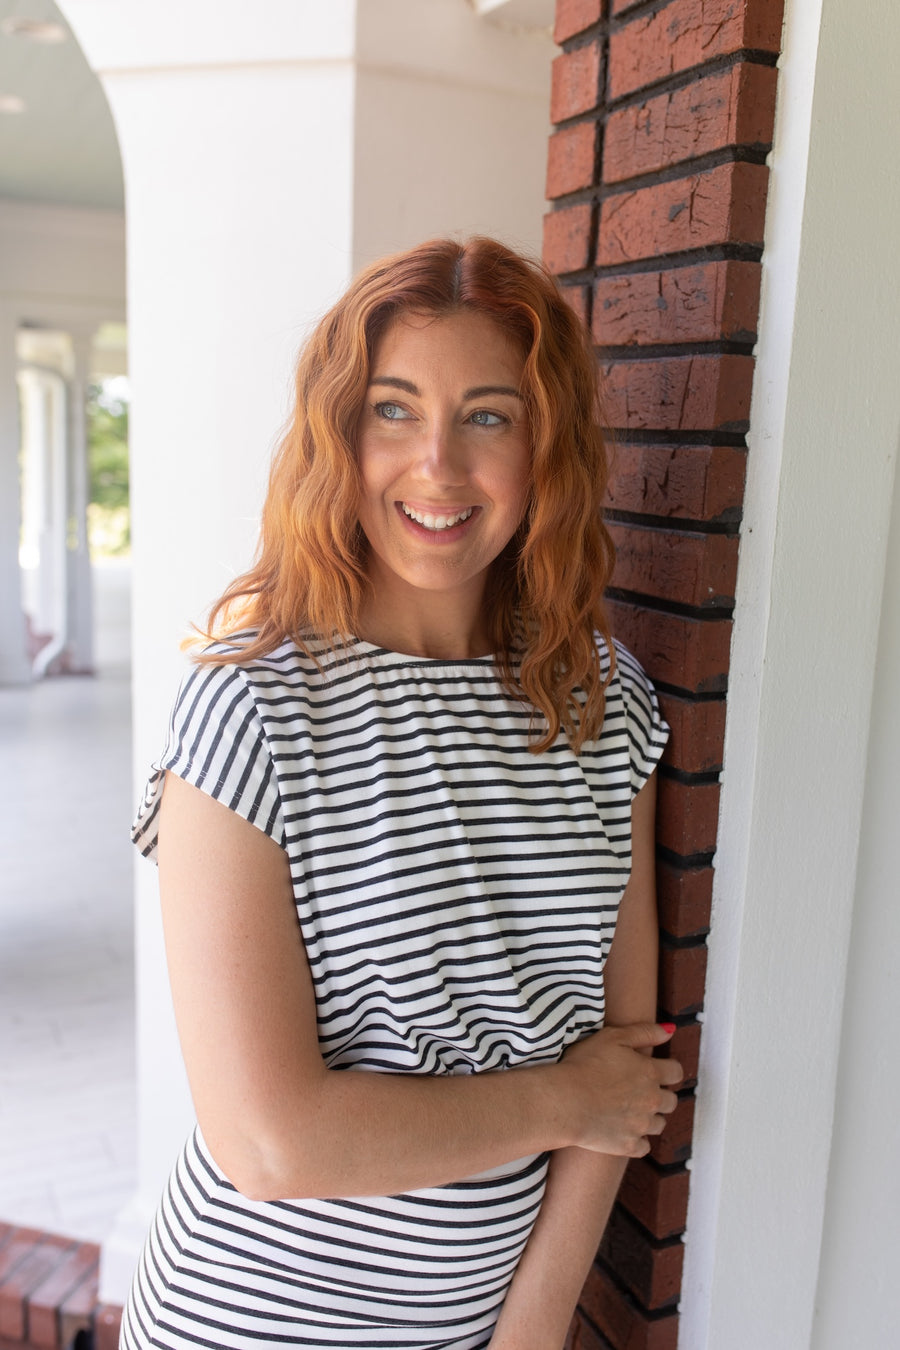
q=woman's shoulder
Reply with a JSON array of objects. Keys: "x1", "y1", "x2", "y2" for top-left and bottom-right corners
[
  {"x1": 585, "y1": 634, "x2": 656, "y2": 703},
  {"x1": 187, "y1": 630, "x2": 346, "y2": 686},
  {"x1": 600, "y1": 637, "x2": 668, "y2": 789},
  {"x1": 608, "y1": 638, "x2": 656, "y2": 700}
]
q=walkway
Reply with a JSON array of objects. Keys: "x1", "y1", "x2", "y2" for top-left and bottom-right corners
[{"x1": 0, "y1": 560, "x2": 136, "y2": 1244}]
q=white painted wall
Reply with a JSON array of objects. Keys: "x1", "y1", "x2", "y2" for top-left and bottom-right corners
[
  {"x1": 811, "y1": 425, "x2": 900, "y2": 1348},
  {"x1": 57, "y1": 0, "x2": 553, "y2": 1303},
  {"x1": 680, "y1": 0, "x2": 900, "y2": 1345},
  {"x1": 353, "y1": 0, "x2": 552, "y2": 266}
]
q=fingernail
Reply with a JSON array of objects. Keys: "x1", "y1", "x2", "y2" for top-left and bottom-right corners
[{"x1": 659, "y1": 1022, "x2": 676, "y2": 1034}]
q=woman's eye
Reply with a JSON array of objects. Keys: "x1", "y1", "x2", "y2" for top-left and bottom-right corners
[
  {"x1": 469, "y1": 409, "x2": 506, "y2": 427},
  {"x1": 374, "y1": 401, "x2": 410, "y2": 421}
]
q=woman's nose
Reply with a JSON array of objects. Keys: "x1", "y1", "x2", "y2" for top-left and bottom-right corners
[{"x1": 417, "y1": 421, "x2": 468, "y2": 483}]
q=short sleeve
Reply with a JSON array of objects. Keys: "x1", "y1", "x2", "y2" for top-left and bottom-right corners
[
  {"x1": 131, "y1": 661, "x2": 286, "y2": 861},
  {"x1": 612, "y1": 641, "x2": 669, "y2": 797}
]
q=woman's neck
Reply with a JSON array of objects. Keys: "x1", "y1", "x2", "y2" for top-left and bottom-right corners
[{"x1": 355, "y1": 580, "x2": 494, "y2": 661}]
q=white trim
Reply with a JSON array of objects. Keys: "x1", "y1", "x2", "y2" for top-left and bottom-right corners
[
  {"x1": 680, "y1": 0, "x2": 900, "y2": 1344},
  {"x1": 469, "y1": 0, "x2": 555, "y2": 31}
]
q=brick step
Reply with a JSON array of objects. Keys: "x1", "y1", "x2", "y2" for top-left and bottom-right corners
[{"x1": 0, "y1": 1225, "x2": 121, "y2": 1350}]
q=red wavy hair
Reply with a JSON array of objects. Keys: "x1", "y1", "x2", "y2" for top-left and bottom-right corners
[{"x1": 197, "y1": 236, "x2": 616, "y2": 752}]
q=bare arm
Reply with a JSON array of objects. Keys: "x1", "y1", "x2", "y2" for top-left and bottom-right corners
[
  {"x1": 158, "y1": 770, "x2": 680, "y2": 1201},
  {"x1": 488, "y1": 771, "x2": 674, "y2": 1349}
]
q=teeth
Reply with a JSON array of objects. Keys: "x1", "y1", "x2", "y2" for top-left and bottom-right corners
[{"x1": 402, "y1": 504, "x2": 474, "y2": 531}]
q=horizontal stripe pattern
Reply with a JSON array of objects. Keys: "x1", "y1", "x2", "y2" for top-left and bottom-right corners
[{"x1": 125, "y1": 635, "x2": 667, "y2": 1348}]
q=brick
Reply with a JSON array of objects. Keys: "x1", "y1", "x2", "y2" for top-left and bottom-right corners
[
  {"x1": 657, "y1": 861, "x2": 713, "y2": 938},
  {"x1": 581, "y1": 1262, "x2": 679, "y2": 1349},
  {"x1": 611, "y1": 0, "x2": 646, "y2": 13},
  {"x1": 619, "y1": 1158, "x2": 690, "y2": 1239},
  {"x1": 609, "y1": 522, "x2": 738, "y2": 608},
  {"x1": 563, "y1": 282, "x2": 591, "y2": 329},
  {"x1": 551, "y1": 42, "x2": 603, "y2": 122},
  {"x1": 658, "y1": 693, "x2": 726, "y2": 774},
  {"x1": 608, "y1": 598, "x2": 731, "y2": 693},
  {"x1": 657, "y1": 777, "x2": 721, "y2": 854},
  {"x1": 597, "y1": 162, "x2": 769, "y2": 265},
  {"x1": 59, "y1": 1270, "x2": 101, "y2": 1349},
  {"x1": 657, "y1": 1020, "x2": 700, "y2": 1088},
  {"x1": 27, "y1": 1241, "x2": 99, "y2": 1348},
  {"x1": 600, "y1": 353, "x2": 754, "y2": 432},
  {"x1": 594, "y1": 260, "x2": 761, "y2": 346},
  {"x1": 568, "y1": 1312, "x2": 611, "y2": 1350},
  {"x1": 604, "y1": 64, "x2": 778, "y2": 183},
  {"x1": 650, "y1": 1093, "x2": 695, "y2": 1167},
  {"x1": 659, "y1": 942, "x2": 708, "y2": 1017},
  {"x1": 601, "y1": 1207, "x2": 685, "y2": 1310},
  {"x1": 0, "y1": 1227, "x2": 43, "y2": 1282},
  {"x1": 547, "y1": 121, "x2": 597, "y2": 198},
  {"x1": 555, "y1": 0, "x2": 604, "y2": 44},
  {"x1": 94, "y1": 1303, "x2": 124, "y2": 1350},
  {"x1": 605, "y1": 443, "x2": 746, "y2": 522},
  {"x1": 544, "y1": 202, "x2": 594, "y2": 274},
  {"x1": 0, "y1": 1233, "x2": 73, "y2": 1341},
  {"x1": 609, "y1": 0, "x2": 785, "y2": 101}
]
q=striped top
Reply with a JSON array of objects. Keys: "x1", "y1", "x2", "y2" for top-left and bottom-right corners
[{"x1": 123, "y1": 635, "x2": 667, "y2": 1350}]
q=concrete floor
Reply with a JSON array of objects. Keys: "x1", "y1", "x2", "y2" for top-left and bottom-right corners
[{"x1": 0, "y1": 560, "x2": 136, "y2": 1243}]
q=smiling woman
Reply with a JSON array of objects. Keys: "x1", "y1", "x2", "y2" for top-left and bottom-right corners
[{"x1": 123, "y1": 237, "x2": 680, "y2": 1350}]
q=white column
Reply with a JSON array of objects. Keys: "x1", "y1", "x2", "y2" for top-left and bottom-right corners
[
  {"x1": 0, "y1": 308, "x2": 31, "y2": 684},
  {"x1": 679, "y1": 0, "x2": 900, "y2": 1345},
  {"x1": 55, "y1": 8, "x2": 360, "y2": 1293},
  {"x1": 30, "y1": 370, "x2": 70, "y2": 678},
  {"x1": 65, "y1": 330, "x2": 95, "y2": 673},
  {"x1": 17, "y1": 368, "x2": 48, "y2": 632}
]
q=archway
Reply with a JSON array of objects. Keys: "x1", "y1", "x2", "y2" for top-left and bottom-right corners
[{"x1": 0, "y1": 0, "x2": 135, "y2": 1260}]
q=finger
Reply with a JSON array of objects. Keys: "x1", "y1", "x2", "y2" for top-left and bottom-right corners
[
  {"x1": 646, "y1": 1114, "x2": 668, "y2": 1137},
  {"x1": 656, "y1": 1058, "x2": 684, "y2": 1087},
  {"x1": 656, "y1": 1089, "x2": 679, "y2": 1116},
  {"x1": 613, "y1": 1021, "x2": 677, "y2": 1051}
]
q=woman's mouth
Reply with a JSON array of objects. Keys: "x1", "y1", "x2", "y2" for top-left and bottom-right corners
[{"x1": 400, "y1": 503, "x2": 475, "y2": 532}]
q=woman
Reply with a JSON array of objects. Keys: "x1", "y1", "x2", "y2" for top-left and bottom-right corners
[{"x1": 124, "y1": 237, "x2": 682, "y2": 1350}]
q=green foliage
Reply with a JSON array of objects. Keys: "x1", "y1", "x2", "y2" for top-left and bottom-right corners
[
  {"x1": 87, "y1": 380, "x2": 129, "y2": 509},
  {"x1": 87, "y1": 379, "x2": 130, "y2": 556}
]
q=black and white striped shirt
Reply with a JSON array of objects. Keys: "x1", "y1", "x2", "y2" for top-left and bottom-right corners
[{"x1": 123, "y1": 636, "x2": 667, "y2": 1350}]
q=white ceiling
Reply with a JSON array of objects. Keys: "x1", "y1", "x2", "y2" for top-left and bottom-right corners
[{"x1": 0, "y1": 0, "x2": 123, "y2": 210}]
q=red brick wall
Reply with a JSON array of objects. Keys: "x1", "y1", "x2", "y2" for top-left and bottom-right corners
[{"x1": 544, "y1": 3, "x2": 784, "y2": 1346}]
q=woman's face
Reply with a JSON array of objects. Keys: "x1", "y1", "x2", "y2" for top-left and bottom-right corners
[{"x1": 355, "y1": 309, "x2": 531, "y2": 624}]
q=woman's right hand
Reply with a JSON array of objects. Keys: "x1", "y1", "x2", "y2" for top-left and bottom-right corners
[{"x1": 557, "y1": 1023, "x2": 683, "y2": 1157}]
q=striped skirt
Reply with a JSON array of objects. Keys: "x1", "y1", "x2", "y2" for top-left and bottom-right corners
[{"x1": 120, "y1": 1129, "x2": 549, "y2": 1349}]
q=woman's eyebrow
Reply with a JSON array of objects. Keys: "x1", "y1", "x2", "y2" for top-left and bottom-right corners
[
  {"x1": 370, "y1": 376, "x2": 419, "y2": 394},
  {"x1": 369, "y1": 376, "x2": 523, "y2": 401},
  {"x1": 465, "y1": 385, "x2": 524, "y2": 401}
]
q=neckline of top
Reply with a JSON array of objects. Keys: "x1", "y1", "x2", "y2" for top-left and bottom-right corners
[{"x1": 347, "y1": 636, "x2": 502, "y2": 668}]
